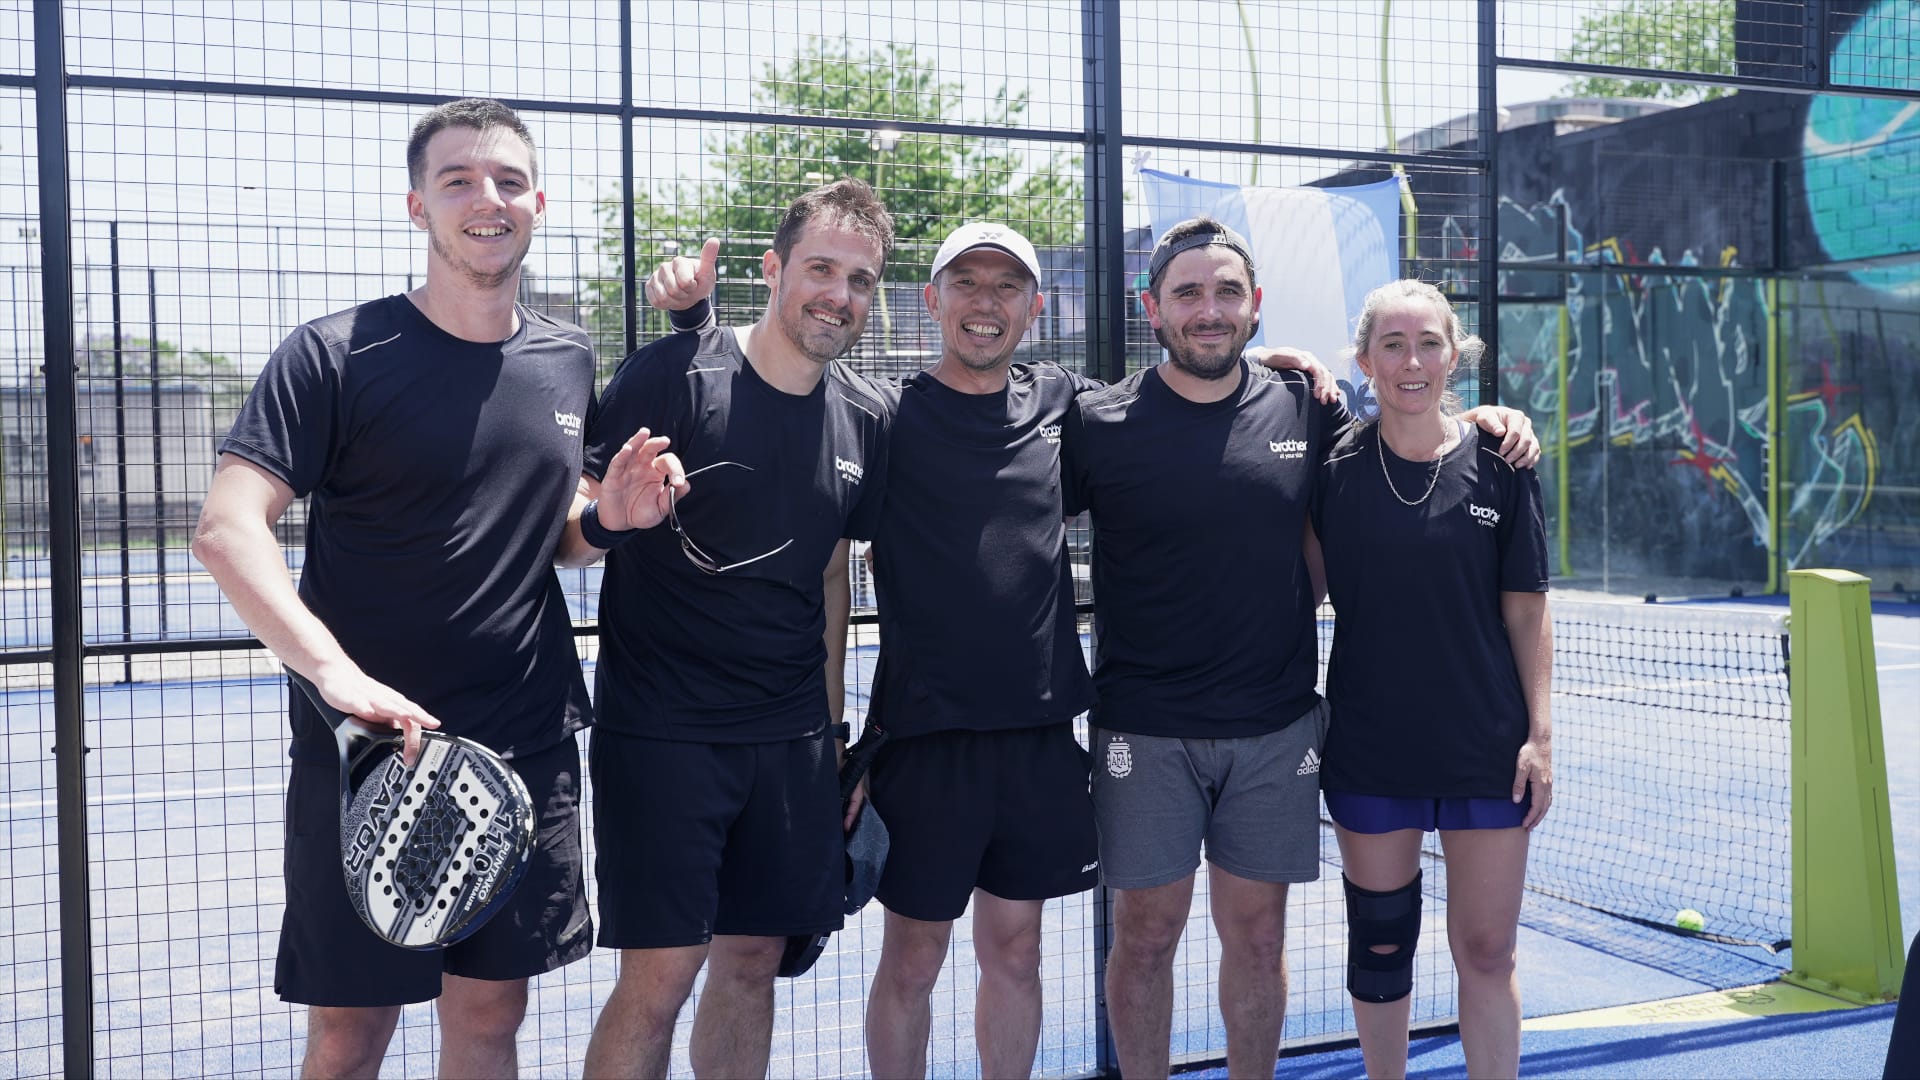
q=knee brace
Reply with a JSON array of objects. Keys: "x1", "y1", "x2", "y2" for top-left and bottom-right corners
[{"x1": 1344, "y1": 870, "x2": 1422, "y2": 1004}]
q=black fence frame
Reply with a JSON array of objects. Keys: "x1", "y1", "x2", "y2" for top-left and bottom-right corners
[{"x1": 4, "y1": 1, "x2": 1898, "y2": 1074}]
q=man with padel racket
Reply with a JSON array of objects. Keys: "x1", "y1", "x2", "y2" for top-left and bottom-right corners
[
  {"x1": 193, "y1": 99, "x2": 683, "y2": 1078},
  {"x1": 563, "y1": 179, "x2": 893, "y2": 1080}
]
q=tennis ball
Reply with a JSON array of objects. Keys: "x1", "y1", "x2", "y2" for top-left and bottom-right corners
[{"x1": 1675, "y1": 908, "x2": 1706, "y2": 932}]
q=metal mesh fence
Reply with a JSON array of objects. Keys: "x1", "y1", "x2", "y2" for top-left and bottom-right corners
[{"x1": 2, "y1": 0, "x2": 1916, "y2": 1077}]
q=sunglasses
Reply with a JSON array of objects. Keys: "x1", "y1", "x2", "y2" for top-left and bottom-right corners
[{"x1": 667, "y1": 461, "x2": 795, "y2": 574}]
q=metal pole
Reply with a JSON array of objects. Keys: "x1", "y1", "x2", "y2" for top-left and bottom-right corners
[
  {"x1": 619, "y1": 1, "x2": 639, "y2": 359},
  {"x1": 110, "y1": 222, "x2": 133, "y2": 681},
  {"x1": 1084, "y1": 0, "x2": 1127, "y2": 386},
  {"x1": 1477, "y1": 0, "x2": 1500, "y2": 406},
  {"x1": 148, "y1": 269, "x2": 167, "y2": 631},
  {"x1": 1081, "y1": 6, "x2": 1123, "y2": 1073},
  {"x1": 33, "y1": 0, "x2": 97, "y2": 1072}
]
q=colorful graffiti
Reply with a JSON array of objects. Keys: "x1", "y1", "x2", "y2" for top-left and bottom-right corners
[{"x1": 1484, "y1": 192, "x2": 1911, "y2": 588}]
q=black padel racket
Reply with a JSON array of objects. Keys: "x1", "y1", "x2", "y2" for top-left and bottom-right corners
[{"x1": 285, "y1": 668, "x2": 537, "y2": 950}]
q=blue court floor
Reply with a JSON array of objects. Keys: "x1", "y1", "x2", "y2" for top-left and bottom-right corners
[{"x1": 1191, "y1": 595, "x2": 1920, "y2": 1080}]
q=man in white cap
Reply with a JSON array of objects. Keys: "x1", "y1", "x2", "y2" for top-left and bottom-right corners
[{"x1": 856, "y1": 222, "x2": 1101, "y2": 1079}]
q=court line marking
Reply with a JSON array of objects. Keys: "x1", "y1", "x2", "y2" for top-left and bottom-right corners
[
  {"x1": 1523, "y1": 980, "x2": 1859, "y2": 1031},
  {"x1": 6, "y1": 782, "x2": 281, "y2": 815}
]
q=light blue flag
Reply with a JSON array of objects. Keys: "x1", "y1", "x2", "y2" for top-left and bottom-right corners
[{"x1": 1140, "y1": 169, "x2": 1400, "y2": 391}]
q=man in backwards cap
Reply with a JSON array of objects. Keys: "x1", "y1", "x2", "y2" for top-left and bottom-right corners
[{"x1": 1059, "y1": 215, "x2": 1536, "y2": 1080}]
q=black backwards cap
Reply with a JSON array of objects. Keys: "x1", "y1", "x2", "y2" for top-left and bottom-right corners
[{"x1": 1146, "y1": 220, "x2": 1256, "y2": 289}]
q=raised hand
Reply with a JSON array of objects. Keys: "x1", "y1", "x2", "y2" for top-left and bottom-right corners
[
  {"x1": 644, "y1": 237, "x2": 720, "y2": 313},
  {"x1": 598, "y1": 426, "x2": 689, "y2": 532},
  {"x1": 1464, "y1": 406, "x2": 1541, "y2": 467},
  {"x1": 1247, "y1": 345, "x2": 1342, "y2": 404}
]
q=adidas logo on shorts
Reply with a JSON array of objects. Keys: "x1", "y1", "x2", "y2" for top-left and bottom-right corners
[{"x1": 1297, "y1": 748, "x2": 1321, "y2": 776}]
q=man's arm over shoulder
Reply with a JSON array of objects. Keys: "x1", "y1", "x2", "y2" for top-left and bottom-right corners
[
  {"x1": 1460, "y1": 403, "x2": 1540, "y2": 468},
  {"x1": 1058, "y1": 396, "x2": 1094, "y2": 517}
]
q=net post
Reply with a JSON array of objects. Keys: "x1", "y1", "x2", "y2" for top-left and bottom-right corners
[{"x1": 1784, "y1": 568, "x2": 1905, "y2": 1004}]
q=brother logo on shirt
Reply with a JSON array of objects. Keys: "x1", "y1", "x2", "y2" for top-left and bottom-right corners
[
  {"x1": 1269, "y1": 438, "x2": 1308, "y2": 459},
  {"x1": 1470, "y1": 502, "x2": 1501, "y2": 527},
  {"x1": 835, "y1": 455, "x2": 865, "y2": 484},
  {"x1": 1040, "y1": 424, "x2": 1062, "y2": 445},
  {"x1": 553, "y1": 410, "x2": 583, "y2": 437}
]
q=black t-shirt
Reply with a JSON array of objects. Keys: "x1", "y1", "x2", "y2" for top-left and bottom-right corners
[
  {"x1": 584, "y1": 324, "x2": 890, "y2": 743},
  {"x1": 1061, "y1": 361, "x2": 1352, "y2": 738},
  {"x1": 869, "y1": 363, "x2": 1100, "y2": 737},
  {"x1": 222, "y1": 295, "x2": 596, "y2": 760},
  {"x1": 1310, "y1": 423, "x2": 1550, "y2": 797}
]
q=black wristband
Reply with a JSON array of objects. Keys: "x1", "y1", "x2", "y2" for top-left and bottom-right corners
[
  {"x1": 580, "y1": 499, "x2": 637, "y2": 550},
  {"x1": 830, "y1": 722, "x2": 851, "y2": 743},
  {"x1": 667, "y1": 297, "x2": 715, "y2": 332}
]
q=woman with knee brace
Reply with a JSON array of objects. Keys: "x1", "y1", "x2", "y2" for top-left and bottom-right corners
[{"x1": 1305, "y1": 279, "x2": 1554, "y2": 1078}]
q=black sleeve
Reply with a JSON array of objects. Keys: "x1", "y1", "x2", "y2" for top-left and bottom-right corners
[
  {"x1": 1498, "y1": 459, "x2": 1551, "y2": 592},
  {"x1": 219, "y1": 324, "x2": 338, "y2": 497},
  {"x1": 844, "y1": 409, "x2": 890, "y2": 541},
  {"x1": 1310, "y1": 458, "x2": 1329, "y2": 542},
  {"x1": 1059, "y1": 399, "x2": 1092, "y2": 516},
  {"x1": 1313, "y1": 392, "x2": 1359, "y2": 466}
]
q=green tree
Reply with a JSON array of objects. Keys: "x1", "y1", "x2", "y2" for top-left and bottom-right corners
[
  {"x1": 76, "y1": 335, "x2": 244, "y2": 397},
  {"x1": 1559, "y1": 0, "x2": 1737, "y2": 104},
  {"x1": 587, "y1": 39, "x2": 1083, "y2": 362}
]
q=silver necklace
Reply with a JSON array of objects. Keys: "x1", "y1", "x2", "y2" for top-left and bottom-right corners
[{"x1": 1377, "y1": 425, "x2": 1455, "y2": 507}]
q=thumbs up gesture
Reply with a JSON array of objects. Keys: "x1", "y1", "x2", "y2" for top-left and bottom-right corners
[{"x1": 644, "y1": 237, "x2": 719, "y2": 313}]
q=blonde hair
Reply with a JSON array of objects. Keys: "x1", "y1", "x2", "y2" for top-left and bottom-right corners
[{"x1": 1349, "y1": 279, "x2": 1484, "y2": 418}]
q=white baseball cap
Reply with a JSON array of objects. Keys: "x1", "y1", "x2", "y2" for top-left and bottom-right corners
[{"x1": 929, "y1": 221, "x2": 1042, "y2": 282}]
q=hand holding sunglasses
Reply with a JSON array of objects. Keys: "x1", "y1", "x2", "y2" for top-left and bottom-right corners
[{"x1": 592, "y1": 426, "x2": 689, "y2": 533}]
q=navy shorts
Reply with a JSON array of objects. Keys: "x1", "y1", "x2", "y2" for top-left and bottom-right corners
[
  {"x1": 1324, "y1": 789, "x2": 1532, "y2": 834},
  {"x1": 275, "y1": 733, "x2": 593, "y2": 1007},
  {"x1": 867, "y1": 722, "x2": 1098, "y2": 922},
  {"x1": 590, "y1": 728, "x2": 842, "y2": 948}
]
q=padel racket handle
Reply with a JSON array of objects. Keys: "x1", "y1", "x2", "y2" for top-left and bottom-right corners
[
  {"x1": 283, "y1": 667, "x2": 400, "y2": 739},
  {"x1": 284, "y1": 667, "x2": 402, "y2": 804},
  {"x1": 839, "y1": 721, "x2": 888, "y2": 804}
]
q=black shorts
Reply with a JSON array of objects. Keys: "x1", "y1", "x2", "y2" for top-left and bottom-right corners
[
  {"x1": 275, "y1": 734, "x2": 593, "y2": 1007},
  {"x1": 868, "y1": 722, "x2": 1098, "y2": 922},
  {"x1": 590, "y1": 728, "x2": 842, "y2": 948}
]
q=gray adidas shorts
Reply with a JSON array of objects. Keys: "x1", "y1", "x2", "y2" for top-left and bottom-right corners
[{"x1": 1090, "y1": 699, "x2": 1329, "y2": 889}]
